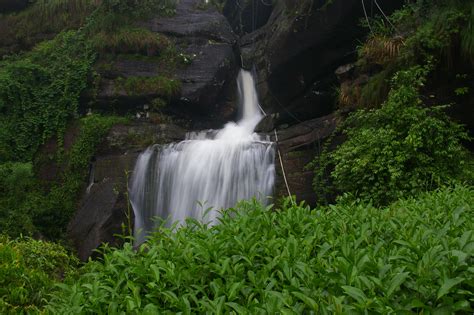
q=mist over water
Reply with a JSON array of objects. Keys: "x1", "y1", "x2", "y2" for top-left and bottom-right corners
[{"x1": 129, "y1": 70, "x2": 275, "y2": 244}]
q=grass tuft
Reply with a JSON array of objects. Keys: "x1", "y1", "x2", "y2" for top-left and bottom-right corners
[{"x1": 91, "y1": 27, "x2": 171, "y2": 55}]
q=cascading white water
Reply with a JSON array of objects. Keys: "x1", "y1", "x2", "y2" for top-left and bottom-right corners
[{"x1": 129, "y1": 70, "x2": 275, "y2": 244}]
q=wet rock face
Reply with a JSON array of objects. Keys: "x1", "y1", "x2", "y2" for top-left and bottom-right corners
[
  {"x1": 0, "y1": 0, "x2": 28, "y2": 13},
  {"x1": 146, "y1": 0, "x2": 239, "y2": 126},
  {"x1": 272, "y1": 113, "x2": 338, "y2": 207},
  {"x1": 93, "y1": 0, "x2": 239, "y2": 128},
  {"x1": 223, "y1": 0, "x2": 274, "y2": 35},
  {"x1": 68, "y1": 122, "x2": 187, "y2": 261},
  {"x1": 238, "y1": 0, "x2": 404, "y2": 124}
]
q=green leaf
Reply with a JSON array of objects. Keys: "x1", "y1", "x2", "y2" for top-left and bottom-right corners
[
  {"x1": 387, "y1": 272, "x2": 409, "y2": 297},
  {"x1": 342, "y1": 286, "x2": 367, "y2": 303},
  {"x1": 226, "y1": 302, "x2": 247, "y2": 314},
  {"x1": 437, "y1": 277, "x2": 465, "y2": 300},
  {"x1": 291, "y1": 291, "x2": 319, "y2": 310}
]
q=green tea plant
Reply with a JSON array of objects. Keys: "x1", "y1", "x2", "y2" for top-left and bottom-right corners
[
  {"x1": 46, "y1": 185, "x2": 473, "y2": 313},
  {"x1": 310, "y1": 65, "x2": 473, "y2": 206},
  {"x1": 0, "y1": 236, "x2": 78, "y2": 314}
]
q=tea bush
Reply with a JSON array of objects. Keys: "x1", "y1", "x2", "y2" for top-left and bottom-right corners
[{"x1": 47, "y1": 186, "x2": 473, "y2": 314}]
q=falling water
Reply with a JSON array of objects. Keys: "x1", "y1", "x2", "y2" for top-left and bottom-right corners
[{"x1": 129, "y1": 70, "x2": 275, "y2": 244}]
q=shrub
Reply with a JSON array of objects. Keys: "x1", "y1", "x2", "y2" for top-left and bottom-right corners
[
  {"x1": 47, "y1": 186, "x2": 473, "y2": 313},
  {"x1": 310, "y1": 65, "x2": 473, "y2": 205},
  {"x1": 0, "y1": 236, "x2": 78, "y2": 314},
  {"x1": 0, "y1": 0, "x2": 96, "y2": 56}
]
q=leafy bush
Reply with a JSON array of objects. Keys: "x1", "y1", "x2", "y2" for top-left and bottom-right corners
[
  {"x1": 0, "y1": 0, "x2": 96, "y2": 56},
  {"x1": 0, "y1": 236, "x2": 78, "y2": 314},
  {"x1": 310, "y1": 66, "x2": 473, "y2": 205},
  {"x1": 47, "y1": 186, "x2": 473, "y2": 313}
]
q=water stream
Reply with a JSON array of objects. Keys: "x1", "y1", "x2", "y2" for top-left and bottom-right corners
[{"x1": 129, "y1": 70, "x2": 275, "y2": 244}]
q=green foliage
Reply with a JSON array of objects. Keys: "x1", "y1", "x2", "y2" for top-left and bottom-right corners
[
  {"x1": 0, "y1": 31, "x2": 95, "y2": 162},
  {"x1": 358, "y1": 69, "x2": 392, "y2": 108},
  {"x1": 47, "y1": 186, "x2": 474, "y2": 313},
  {"x1": 85, "y1": 0, "x2": 176, "y2": 34},
  {"x1": 0, "y1": 163, "x2": 37, "y2": 237},
  {"x1": 0, "y1": 0, "x2": 177, "y2": 56},
  {"x1": 454, "y1": 86, "x2": 470, "y2": 96},
  {"x1": 310, "y1": 66, "x2": 472, "y2": 205},
  {"x1": 0, "y1": 236, "x2": 78, "y2": 314},
  {"x1": 0, "y1": 0, "x2": 177, "y2": 240}
]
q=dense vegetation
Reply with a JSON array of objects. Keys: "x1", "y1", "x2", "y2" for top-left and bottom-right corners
[
  {"x1": 310, "y1": 65, "x2": 473, "y2": 205},
  {"x1": 310, "y1": 0, "x2": 474, "y2": 205},
  {"x1": 0, "y1": 31, "x2": 94, "y2": 162},
  {"x1": 41, "y1": 186, "x2": 474, "y2": 313}
]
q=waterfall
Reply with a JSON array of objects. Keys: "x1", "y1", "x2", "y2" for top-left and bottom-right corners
[{"x1": 129, "y1": 70, "x2": 275, "y2": 244}]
